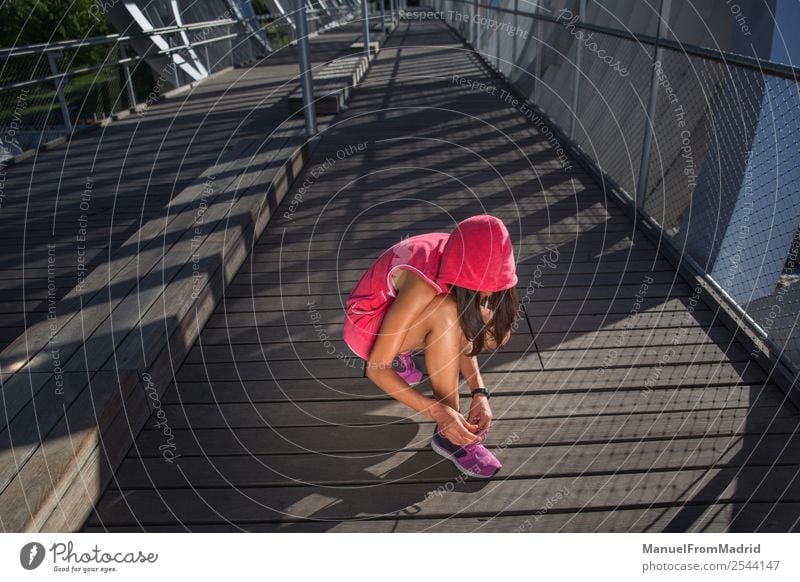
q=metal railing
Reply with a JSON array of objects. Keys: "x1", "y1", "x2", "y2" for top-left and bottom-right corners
[
  {"x1": 0, "y1": 4, "x2": 356, "y2": 159},
  {"x1": 429, "y1": 0, "x2": 800, "y2": 393}
]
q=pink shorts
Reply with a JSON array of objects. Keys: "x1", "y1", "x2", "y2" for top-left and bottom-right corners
[{"x1": 342, "y1": 298, "x2": 395, "y2": 361}]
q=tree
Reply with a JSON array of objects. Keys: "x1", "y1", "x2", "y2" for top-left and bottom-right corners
[{"x1": 0, "y1": 0, "x2": 113, "y2": 47}]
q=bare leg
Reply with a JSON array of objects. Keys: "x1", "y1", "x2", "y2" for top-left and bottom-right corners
[{"x1": 393, "y1": 294, "x2": 464, "y2": 412}]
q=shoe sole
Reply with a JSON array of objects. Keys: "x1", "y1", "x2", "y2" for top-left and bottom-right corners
[
  {"x1": 430, "y1": 438, "x2": 499, "y2": 479},
  {"x1": 397, "y1": 372, "x2": 423, "y2": 386}
]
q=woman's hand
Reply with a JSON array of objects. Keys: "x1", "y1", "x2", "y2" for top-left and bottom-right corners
[
  {"x1": 468, "y1": 394, "x2": 493, "y2": 432},
  {"x1": 432, "y1": 403, "x2": 480, "y2": 446}
]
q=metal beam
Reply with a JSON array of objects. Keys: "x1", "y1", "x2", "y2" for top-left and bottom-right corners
[
  {"x1": 636, "y1": 0, "x2": 672, "y2": 210},
  {"x1": 361, "y1": 0, "x2": 371, "y2": 57},
  {"x1": 568, "y1": 0, "x2": 585, "y2": 139},
  {"x1": 295, "y1": 0, "x2": 317, "y2": 136}
]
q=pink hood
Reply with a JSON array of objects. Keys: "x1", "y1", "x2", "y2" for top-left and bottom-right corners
[{"x1": 438, "y1": 215, "x2": 518, "y2": 293}]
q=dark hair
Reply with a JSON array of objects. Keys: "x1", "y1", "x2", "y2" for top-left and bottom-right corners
[{"x1": 450, "y1": 284, "x2": 520, "y2": 357}]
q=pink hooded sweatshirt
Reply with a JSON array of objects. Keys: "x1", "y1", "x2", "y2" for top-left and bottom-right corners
[{"x1": 342, "y1": 214, "x2": 518, "y2": 360}]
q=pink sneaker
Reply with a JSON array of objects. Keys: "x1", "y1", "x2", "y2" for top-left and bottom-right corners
[
  {"x1": 393, "y1": 351, "x2": 423, "y2": 386},
  {"x1": 430, "y1": 426, "x2": 502, "y2": 479}
]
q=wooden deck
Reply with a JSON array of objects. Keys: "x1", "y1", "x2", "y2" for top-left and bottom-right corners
[{"x1": 85, "y1": 17, "x2": 800, "y2": 532}]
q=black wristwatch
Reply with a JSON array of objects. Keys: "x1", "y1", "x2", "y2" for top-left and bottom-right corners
[{"x1": 471, "y1": 387, "x2": 490, "y2": 400}]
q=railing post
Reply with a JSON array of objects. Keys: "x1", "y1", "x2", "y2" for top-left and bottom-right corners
[
  {"x1": 495, "y1": 3, "x2": 501, "y2": 71},
  {"x1": 473, "y1": 1, "x2": 480, "y2": 52},
  {"x1": 534, "y1": 3, "x2": 542, "y2": 104},
  {"x1": 361, "y1": 0, "x2": 371, "y2": 57},
  {"x1": 203, "y1": 44, "x2": 211, "y2": 74},
  {"x1": 636, "y1": 0, "x2": 671, "y2": 210},
  {"x1": 512, "y1": 0, "x2": 518, "y2": 81},
  {"x1": 227, "y1": 25, "x2": 235, "y2": 67},
  {"x1": 119, "y1": 44, "x2": 137, "y2": 109},
  {"x1": 47, "y1": 51, "x2": 73, "y2": 135},
  {"x1": 569, "y1": 0, "x2": 585, "y2": 139},
  {"x1": 295, "y1": 0, "x2": 317, "y2": 136},
  {"x1": 171, "y1": 53, "x2": 181, "y2": 88},
  {"x1": 466, "y1": 0, "x2": 473, "y2": 45},
  {"x1": 380, "y1": 0, "x2": 386, "y2": 35}
]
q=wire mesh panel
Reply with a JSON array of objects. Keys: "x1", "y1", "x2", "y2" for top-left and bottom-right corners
[
  {"x1": 584, "y1": 0, "x2": 660, "y2": 37},
  {"x1": 0, "y1": 56, "x2": 67, "y2": 155},
  {"x1": 533, "y1": 19, "x2": 576, "y2": 132},
  {"x1": 441, "y1": 0, "x2": 472, "y2": 40},
  {"x1": 493, "y1": 0, "x2": 517, "y2": 80},
  {"x1": 572, "y1": 31, "x2": 653, "y2": 197},
  {"x1": 57, "y1": 45, "x2": 131, "y2": 125},
  {"x1": 0, "y1": 87, "x2": 66, "y2": 157},
  {"x1": 508, "y1": 10, "x2": 536, "y2": 88},
  {"x1": 648, "y1": 56, "x2": 800, "y2": 364}
]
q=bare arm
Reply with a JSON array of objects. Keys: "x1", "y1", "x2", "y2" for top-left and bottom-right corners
[
  {"x1": 364, "y1": 271, "x2": 480, "y2": 444},
  {"x1": 460, "y1": 353, "x2": 484, "y2": 390}
]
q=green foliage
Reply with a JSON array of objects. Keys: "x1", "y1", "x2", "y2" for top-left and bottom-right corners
[
  {"x1": 250, "y1": 0, "x2": 270, "y2": 15},
  {"x1": 0, "y1": 0, "x2": 113, "y2": 47}
]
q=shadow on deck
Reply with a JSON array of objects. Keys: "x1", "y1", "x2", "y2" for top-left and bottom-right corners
[{"x1": 84, "y1": 17, "x2": 800, "y2": 532}]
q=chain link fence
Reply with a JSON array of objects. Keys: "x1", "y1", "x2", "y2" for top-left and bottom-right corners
[{"x1": 431, "y1": 0, "x2": 800, "y2": 379}]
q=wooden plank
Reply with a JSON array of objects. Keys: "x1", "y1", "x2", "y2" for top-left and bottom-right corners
[
  {"x1": 180, "y1": 332, "x2": 533, "y2": 364},
  {"x1": 87, "y1": 465, "x2": 800, "y2": 524},
  {"x1": 195, "y1": 319, "x2": 727, "y2": 349},
  {"x1": 388, "y1": 503, "x2": 800, "y2": 533},
  {"x1": 247, "y1": 238, "x2": 658, "y2": 262},
  {"x1": 210, "y1": 283, "x2": 692, "y2": 313},
  {"x1": 159, "y1": 371, "x2": 782, "y2": 404},
  {"x1": 527, "y1": 311, "x2": 721, "y2": 333},
  {"x1": 200, "y1": 307, "x2": 716, "y2": 332},
  {"x1": 81, "y1": 502, "x2": 800, "y2": 532},
  {"x1": 112, "y1": 433, "x2": 800, "y2": 489},
  {"x1": 0, "y1": 370, "x2": 139, "y2": 531},
  {"x1": 540, "y1": 342, "x2": 753, "y2": 368},
  {"x1": 230, "y1": 260, "x2": 678, "y2": 285},
  {"x1": 173, "y1": 347, "x2": 545, "y2": 381},
  {"x1": 151, "y1": 384, "x2": 783, "y2": 430},
  {"x1": 221, "y1": 271, "x2": 683, "y2": 296},
  {"x1": 176, "y1": 339, "x2": 748, "y2": 373},
  {"x1": 130, "y1": 406, "x2": 800, "y2": 457},
  {"x1": 239, "y1": 249, "x2": 667, "y2": 271}
]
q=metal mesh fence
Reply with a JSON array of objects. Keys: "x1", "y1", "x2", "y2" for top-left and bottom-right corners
[
  {"x1": 573, "y1": 30, "x2": 653, "y2": 196},
  {"x1": 530, "y1": 18, "x2": 575, "y2": 132},
  {"x1": 432, "y1": 0, "x2": 800, "y2": 374},
  {"x1": 0, "y1": 56, "x2": 67, "y2": 154}
]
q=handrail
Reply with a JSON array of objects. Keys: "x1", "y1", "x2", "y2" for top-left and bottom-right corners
[
  {"x1": 0, "y1": 19, "x2": 241, "y2": 58},
  {"x1": 441, "y1": 0, "x2": 800, "y2": 81},
  {"x1": 0, "y1": 11, "x2": 318, "y2": 59},
  {"x1": 0, "y1": 12, "x2": 306, "y2": 94}
]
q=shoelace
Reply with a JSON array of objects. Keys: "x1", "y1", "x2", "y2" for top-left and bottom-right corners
[{"x1": 395, "y1": 352, "x2": 413, "y2": 372}]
